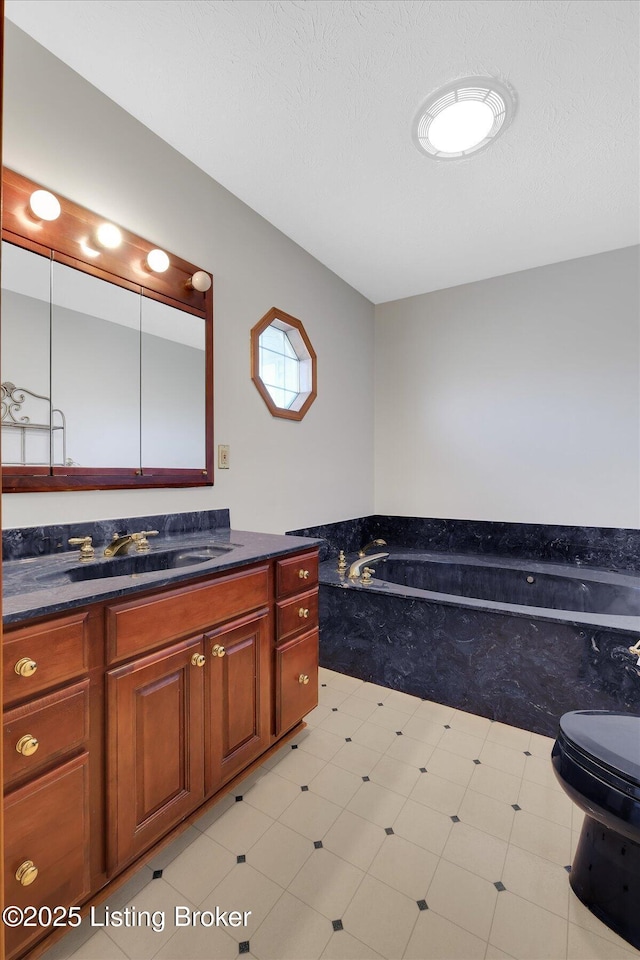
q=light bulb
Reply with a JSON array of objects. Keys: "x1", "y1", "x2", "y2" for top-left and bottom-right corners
[
  {"x1": 96, "y1": 223, "x2": 123, "y2": 249},
  {"x1": 428, "y1": 101, "x2": 494, "y2": 153},
  {"x1": 29, "y1": 190, "x2": 61, "y2": 221},
  {"x1": 146, "y1": 249, "x2": 170, "y2": 273},
  {"x1": 189, "y1": 270, "x2": 212, "y2": 292}
]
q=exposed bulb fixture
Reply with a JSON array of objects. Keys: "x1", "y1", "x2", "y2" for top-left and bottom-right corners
[
  {"x1": 29, "y1": 189, "x2": 61, "y2": 221},
  {"x1": 187, "y1": 270, "x2": 212, "y2": 292},
  {"x1": 146, "y1": 249, "x2": 170, "y2": 273},
  {"x1": 413, "y1": 77, "x2": 516, "y2": 159},
  {"x1": 96, "y1": 223, "x2": 123, "y2": 249}
]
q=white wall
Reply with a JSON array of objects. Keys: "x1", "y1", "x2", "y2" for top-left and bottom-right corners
[
  {"x1": 2, "y1": 23, "x2": 375, "y2": 533},
  {"x1": 375, "y1": 247, "x2": 640, "y2": 528}
]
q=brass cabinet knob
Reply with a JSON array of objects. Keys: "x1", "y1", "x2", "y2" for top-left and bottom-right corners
[
  {"x1": 16, "y1": 861, "x2": 38, "y2": 886},
  {"x1": 211, "y1": 644, "x2": 226, "y2": 658},
  {"x1": 298, "y1": 569, "x2": 310, "y2": 579},
  {"x1": 298, "y1": 608, "x2": 310, "y2": 619},
  {"x1": 16, "y1": 735, "x2": 39, "y2": 757},
  {"x1": 191, "y1": 653, "x2": 206, "y2": 668},
  {"x1": 298, "y1": 674, "x2": 310, "y2": 685},
  {"x1": 14, "y1": 657, "x2": 37, "y2": 677}
]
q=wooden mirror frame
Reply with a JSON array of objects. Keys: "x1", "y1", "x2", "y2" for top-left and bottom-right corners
[{"x1": 1, "y1": 168, "x2": 214, "y2": 492}]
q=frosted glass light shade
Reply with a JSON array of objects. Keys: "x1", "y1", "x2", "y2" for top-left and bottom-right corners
[
  {"x1": 190, "y1": 270, "x2": 212, "y2": 292},
  {"x1": 96, "y1": 223, "x2": 123, "y2": 248},
  {"x1": 147, "y1": 249, "x2": 170, "y2": 273},
  {"x1": 29, "y1": 190, "x2": 61, "y2": 221},
  {"x1": 428, "y1": 100, "x2": 495, "y2": 153}
]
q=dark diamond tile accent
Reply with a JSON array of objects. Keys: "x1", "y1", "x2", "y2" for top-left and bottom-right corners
[
  {"x1": 301, "y1": 785, "x2": 309, "y2": 792},
  {"x1": 152, "y1": 869, "x2": 163, "y2": 879},
  {"x1": 524, "y1": 750, "x2": 532, "y2": 756},
  {"x1": 444, "y1": 724, "x2": 451, "y2": 729},
  {"x1": 345, "y1": 737, "x2": 352, "y2": 742},
  {"x1": 239, "y1": 942, "x2": 250, "y2": 955},
  {"x1": 321, "y1": 683, "x2": 327, "y2": 687},
  {"x1": 417, "y1": 899, "x2": 428, "y2": 911},
  {"x1": 385, "y1": 827, "x2": 394, "y2": 835},
  {"x1": 235, "y1": 795, "x2": 243, "y2": 802},
  {"x1": 362, "y1": 776, "x2": 370, "y2": 782},
  {"x1": 378, "y1": 702, "x2": 384, "y2": 706},
  {"x1": 564, "y1": 865, "x2": 571, "y2": 873},
  {"x1": 494, "y1": 881, "x2": 506, "y2": 891},
  {"x1": 419, "y1": 767, "x2": 427, "y2": 773},
  {"x1": 236, "y1": 855, "x2": 246, "y2": 864},
  {"x1": 314, "y1": 840, "x2": 323, "y2": 849},
  {"x1": 396, "y1": 731, "x2": 403, "y2": 736},
  {"x1": 512, "y1": 804, "x2": 521, "y2": 811},
  {"x1": 291, "y1": 744, "x2": 298, "y2": 750},
  {"x1": 450, "y1": 815, "x2": 460, "y2": 822},
  {"x1": 332, "y1": 919, "x2": 344, "y2": 932},
  {"x1": 473, "y1": 759, "x2": 481, "y2": 765},
  {"x1": 332, "y1": 707, "x2": 338, "y2": 712}
]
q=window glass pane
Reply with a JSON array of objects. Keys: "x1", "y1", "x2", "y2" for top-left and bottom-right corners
[
  {"x1": 282, "y1": 330, "x2": 297, "y2": 359},
  {"x1": 259, "y1": 324, "x2": 285, "y2": 353},
  {"x1": 265, "y1": 384, "x2": 287, "y2": 408},
  {"x1": 282, "y1": 389, "x2": 298, "y2": 409},
  {"x1": 284, "y1": 356, "x2": 299, "y2": 392}
]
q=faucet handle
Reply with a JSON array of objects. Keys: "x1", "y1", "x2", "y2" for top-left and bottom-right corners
[
  {"x1": 360, "y1": 567, "x2": 375, "y2": 584},
  {"x1": 132, "y1": 530, "x2": 159, "y2": 552},
  {"x1": 68, "y1": 536, "x2": 94, "y2": 562},
  {"x1": 337, "y1": 550, "x2": 347, "y2": 572}
]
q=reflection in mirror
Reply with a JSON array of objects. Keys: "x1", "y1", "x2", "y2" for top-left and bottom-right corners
[
  {"x1": 1, "y1": 241, "x2": 52, "y2": 465},
  {"x1": 51, "y1": 262, "x2": 141, "y2": 469},
  {"x1": 141, "y1": 298, "x2": 205, "y2": 470}
]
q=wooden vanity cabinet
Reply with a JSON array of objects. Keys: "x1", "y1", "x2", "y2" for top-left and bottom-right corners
[{"x1": 274, "y1": 551, "x2": 319, "y2": 736}]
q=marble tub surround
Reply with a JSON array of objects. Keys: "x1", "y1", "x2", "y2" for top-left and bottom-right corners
[{"x1": 289, "y1": 515, "x2": 640, "y2": 573}]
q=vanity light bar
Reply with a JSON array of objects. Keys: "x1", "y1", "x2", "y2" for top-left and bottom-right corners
[
  {"x1": 29, "y1": 190, "x2": 61, "y2": 222},
  {"x1": 96, "y1": 222, "x2": 123, "y2": 249}
]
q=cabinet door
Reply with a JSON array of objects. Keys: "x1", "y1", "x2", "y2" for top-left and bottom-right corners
[
  {"x1": 275, "y1": 629, "x2": 319, "y2": 736},
  {"x1": 205, "y1": 610, "x2": 271, "y2": 794},
  {"x1": 106, "y1": 636, "x2": 204, "y2": 872}
]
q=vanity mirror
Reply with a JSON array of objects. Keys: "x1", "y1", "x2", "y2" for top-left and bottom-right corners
[{"x1": 1, "y1": 168, "x2": 213, "y2": 492}]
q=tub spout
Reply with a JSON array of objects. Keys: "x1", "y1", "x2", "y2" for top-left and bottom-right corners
[
  {"x1": 348, "y1": 552, "x2": 389, "y2": 579},
  {"x1": 359, "y1": 539, "x2": 387, "y2": 558}
]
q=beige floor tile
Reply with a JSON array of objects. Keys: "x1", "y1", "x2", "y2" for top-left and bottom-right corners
[
  {"x1": 162, "y1": 833, "x2": 236, "y2": 905},
  {"x1": 572, "y1": 805, "x2": 584, "y2": 833},
  {"x1": 426, "y1": 859, "x2": 498, "y2": 940},
  {"x1": 319, "y1": 686, "x2": 352, "y2": 708},
  {"x1": 468, "y1": 764, "x2": 522, "y2": 805},
  {"x1": 369, "y1": 755, "x2": 420, "y2": 796},
  {"x1": 426, "y1": 747, "x2": 477, "y2": 786},
  {"x1": 279, "y1": 790, "x2": 342, "y2": 840},
  {"x1": 305, "y1": 704, "x2": 332, "y2": 727},
  {"x1": 404, "y1": 910, "x2": 487, "y2": 960},
  {"x1": 509, "y1": 810, "x2": 571, "y2": 866},
  {"x1": 384, "y1": 733, "x2": 435, "y2": 768},
  {"x1": 393, "y1": 797, "x2": 453, "y2": 856},
  {"x1": 342, "y1": 874, "x2": 419, "y2": 957},
  {"x1": 248, "y1": 821, "x2": 313, "y2": 887},
  {"x1": 528, "y1": 731, "x2": 556, "y2": 760},
  {"x1": 409, "y1": 771, "x2": 466, "y2": 815},
  {"x1": 568, "y1": 890, "x2": 640, "y2": 953},
  {"x1": 570, "y1": 830, "x2": 580, "y2": 860},
  {"x1": 486, "y1": 722, "x2": 531, "y2": 752},
  {"x1": 383, "y1": 689, "x2": 422, "y2": 715},
  {"x1": 319, "y1": 666, "x2": 339, "y2": 683},
  {"x1": 567, "y1": 922, "x2": 640, "y2": 959},
  {"x1": 413, "y1": 699, "x2": 456, "y2": 724},
  {"x1": 351, "y1": 681, "x2": 394, "y2": 703},
  {"x1": 522, "y1": 754, "x2": 563, "y2": 792},
  {"x1": 153, "y1": 924, "x2": 239, "y2": 959},
  {"x1": 402, "y1": 714, "x2": 447, "y2": 746},
  {"x1": 332, "y1": 741, "x2": 384, "y2": 776},
  {"x1": 323, "y1": 670, "x2": 365, "y2": 694},
  {"x1": 298, "y1": 727, "x2": 346, "y2": 762},
  {"x1": 320, "y1": 930, "x2": 384, "y2": 959},
  {"x1": 69, "y1": 932, "x2": 128, "y2": 960},
  {"x1": 309, "y1": 762, "x2": 363, "y2": 806},
  {"x1": 351, "y1": 721, "x2": 398, "y2": 753},
  {"x1": 204, "y1": 800, "x2": 274, "y2": 854},
  {"x1": 479, "y1": 740, "x2": 527, "y2": 778},
  {"x1": 318, "y1": 711, "x2": 365, "y2": 738},
  {"x1": 458, "y1": 789, "x2": 515, "y2": 841},
  {"x1": 91, "y1": 868, "x2": 155, "y2": 921},
  {"x1": 250, "y1": 891, "x2": 332, "y2": 959},
  {"x1": 268, "y1": 746, "x2": 327, "y2": 785},
  {"x1": 346, "y1": 781, "x2": 407, "y2": 827},
  {"x1": 367, "y1": 704, "x2": 412, "y2": 732},
  {"x1": 339, "y1": 695, "x2": 380, "y2": 721},
  {"x1": 449, "y1": 709, "x2": 493, "y2": 739},
  {"x1": 191, "y1": 794, "x2": 235, "y2": 832},
  {"x1": 289, "y1": 848, "x2": 364, "y2": 919},
  {"x1": 323, "y1": 810, "x2": 386, "y2": 870},
  {"x1": 502, "y1": 844, "x2": 570, "y2": 918},
  {"x1": 517, "y1": 778, "x2": 573, "y2": 828},
  {"x1": 368, "y1": 833, "x2": 439, "y2": 899},
  {"x1": 40, "y1": 921, "x2": 95, "y2": 960},
  {"x1": 262, "y1": 742, "x2": 294, "y2": 770},
  {"x1": 204, "y1": 863, "x2": 283, "y2": 943},
  {"x1": 145, "y1": 827, "x2": 202, "y2": 871},
  {"x1": 490, "y1": 890, "x2": 568, "y2": 959},
  {"x1": 104, "y1": 879, "x2": 196, "y2": 959},
  {"x1": 485, "y1": 947, "x2": 516, "y2": 960},
  {"x1": 438, "y1": 728, "x2": 487, "y2": 761},
  {"x1": 442, "y1": 821, "x2": 508, "y2": 883},
  {"x1": 243, "y1": 770, "x2": 301, "y2": 818}
]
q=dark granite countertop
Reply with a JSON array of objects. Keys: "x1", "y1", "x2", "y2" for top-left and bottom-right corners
[{"x1": 3, "y1": 527, "x2": 322, "y2": 625}]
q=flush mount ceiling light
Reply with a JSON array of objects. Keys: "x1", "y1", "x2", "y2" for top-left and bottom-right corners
[
  {"x1": 413, "y1": 76, "x2": 516, "y2": 160},
  {"x1": 96, "y1": 222, "x2": 123, "y2": 248},
  {"x1": 29, "y1": 189, "x2": 61, "y2": 221}
]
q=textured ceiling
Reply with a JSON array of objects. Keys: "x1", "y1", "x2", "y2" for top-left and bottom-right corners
[{"x1": 5, "y1": 0, "x2": 639, "y2": 303}]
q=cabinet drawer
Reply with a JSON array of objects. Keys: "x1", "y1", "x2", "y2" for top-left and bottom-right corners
[
  {"x1": 275, "y1": 629, "x2": 319, "y2": 736},
  {"x1": 4, "y1": 753, "x2": 91, "y2": 960},
  {"x1": 4, "y1": 680, "x2": 90, "y2": 789},
  {"x1": 3, "y1": 612, "x2": 89, "y2": 707},
  {"x1": 276, "y1": 552, "x2": 319, "y2": 598},
  {"x1": 107, "y1": 564, "x2": 269, "y2": 663},
  {"x1": 276, "y1": 588, "x2": 319, "y2": 644}
]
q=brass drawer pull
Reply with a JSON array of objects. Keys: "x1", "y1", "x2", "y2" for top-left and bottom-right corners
[
  {"x1": 191, "y1": 653, "x2": 206, "y2": 668},
  {"x1": 298, "y1": 674, "x2": 310, "y2": 685},
  {"x1": 211, "y1": 644, "x2": 226, "y2": 658},
  {"x1": 14, "y1": 657, "x2": 37, "y2": 677},
  {"x1": 298, "y1": 569, "x2": 310, "y2": 579},
  {"x1": 298, "y1": 608, "x2": 310, "y2": 619},
  {"x1": 16, "y1": 860, "x2": 38, "y2": 886},
  {"x1": 16, "y1": 735, "x2": 39, "y2": 757}
]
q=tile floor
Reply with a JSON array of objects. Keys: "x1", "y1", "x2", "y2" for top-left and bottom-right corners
[{"x1": 42, "y1": 668, "x2": 640, "y2": 960}]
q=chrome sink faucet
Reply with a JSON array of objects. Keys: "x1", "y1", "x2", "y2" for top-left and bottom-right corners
[
  {"x1": 104, "y1": 530, "x2": 159, "y2": 557},
  {"x1": 358, "y1": 539, "x2": 387, "y2": 558}
]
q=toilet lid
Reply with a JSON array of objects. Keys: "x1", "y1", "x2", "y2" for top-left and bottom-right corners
[{"x1": 559, "y1": 711, "x2": 640, "y2": 787}]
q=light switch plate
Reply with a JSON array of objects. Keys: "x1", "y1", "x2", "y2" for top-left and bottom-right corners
[{"x1": 217, "y1": 444, "x2": 230, "y2": 469}]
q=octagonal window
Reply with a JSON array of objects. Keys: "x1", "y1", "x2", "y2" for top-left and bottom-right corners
[{"x1": 251, "y1": 307, "x2": 317, "y2": 420}]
